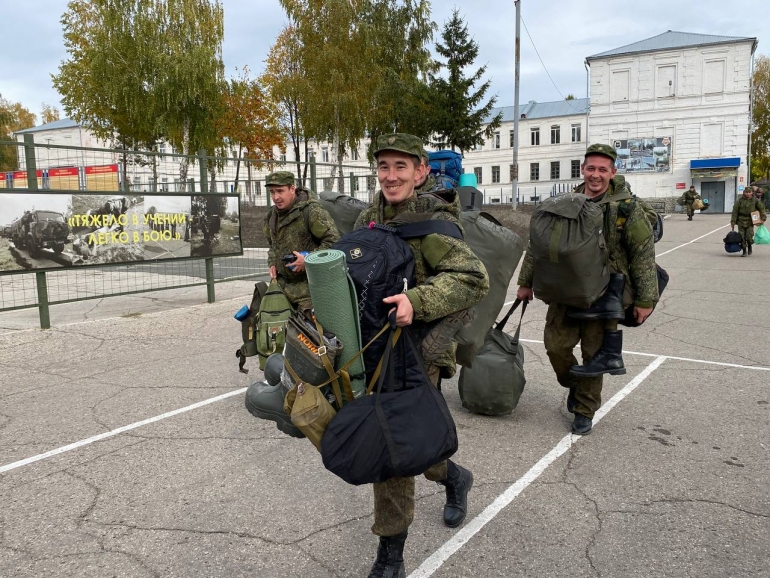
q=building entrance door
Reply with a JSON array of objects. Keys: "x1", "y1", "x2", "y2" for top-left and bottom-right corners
[{"x1": 701, "y1": 181, "x2": 726, "y2": 213}]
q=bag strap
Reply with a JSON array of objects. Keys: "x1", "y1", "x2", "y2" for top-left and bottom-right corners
[
  {"x1": 311, "y1": 315, "x2": 353, "y2": 407},
  {"x1": 366, "y1": 328, "x2": 403, "y2": 395},
  {"x1": 495, "y1": 298, "x2": 528, "y2": 344},
  {"x1": 395, "y1": 219, "x2": 463, "y2": 241}
]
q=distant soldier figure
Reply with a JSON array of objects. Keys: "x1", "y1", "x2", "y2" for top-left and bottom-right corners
[
  {"x1": 681, "y1": 185, "x2": 700, "y2": 221},
  {"x1": 731, "y1": 187, "x2": 767, "y2": 257},
  {"x1": 414, "y1": 148, "x2": 438, "y2": 193},
  {"x1": 263, "y1": 171, "x2": 340, "y2": 312},
  {"x1": 754, "y1": 187, "x2": 770, "y2": 211}
]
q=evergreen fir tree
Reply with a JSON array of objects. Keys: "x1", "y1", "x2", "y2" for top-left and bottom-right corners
[{"x1": 428, "y1": 8, "x2": 502, "y2": 153}]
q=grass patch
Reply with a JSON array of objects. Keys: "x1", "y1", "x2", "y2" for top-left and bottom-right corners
[
  {"x1": 121, "y1": 311, "x2": 142, "y2": 318},
  {"x1": 0, "y1": 238, "x2": 24, "y2": 271}
]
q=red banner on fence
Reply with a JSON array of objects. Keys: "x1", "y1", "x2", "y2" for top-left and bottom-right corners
[
  {"x1": 85, "y1": 164, "x2": 118, "y2": 175},
  {"x1": 49, "y1": 167, "x2": 79, "y2": 177}
]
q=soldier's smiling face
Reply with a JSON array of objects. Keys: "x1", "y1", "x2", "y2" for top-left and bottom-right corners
[
  {"x1": 581, "y1": 154, "x2": 617, "y2": 197},
  {"x1": 377, "y1": 151, "x2": 425, "y2": 204},
  {"x1": 268, "y1": 185, "x2": 296, "y2": 210}
]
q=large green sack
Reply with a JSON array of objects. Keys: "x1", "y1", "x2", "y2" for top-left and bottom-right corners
[
  {"x1": 455, "y1": 211, "x2": 524, "y2": 367},
  {"x1": 529, "y1": 193, "x2": 609, "y2": 308},
  {"x1": 255, "y1": 279, "x2": 294, "y2": 370},
  {"x1": 755, "y1": 224, "x2": 770, "y2": 245},
  {"x1": 458, "y1": 299, "x2": 527, "y2": 416},
  {"x1": 304, "y1": 249, "x2": 366, "y2": 400},
  {"x1": 318, "y1": 191, "x2": 369, "y2": 234}
]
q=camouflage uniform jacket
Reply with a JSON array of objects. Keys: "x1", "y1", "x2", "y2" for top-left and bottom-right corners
[
  {"x1": 263, "y1": 192, "x2": 340, "y2": 305},
  {"x1": 682, "y1": 190, "x2": 699, "y2": 207},
  {"x1": 731, "y1": 196, "x2": 766, "y2": 227},
  {"x1": 518, "y1": 180, "x2": 659, "y2": 309},
  {"x1": 354, "y1": 189, "x2": 489, "y2": 376},
  {"x1": 414, "y1": 173, "x2": 437, "y2": 194}
]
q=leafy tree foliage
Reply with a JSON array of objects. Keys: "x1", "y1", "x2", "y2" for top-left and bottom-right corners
[
  {"x1": 427, "y1": 8, "x2": 502, "y2": 153},
  {"x1": 0, "y1": 95, "x2": 36, "y2": 171},
  {"x1": 217, "y1": 66, "x2": 285, "y2": 191},
  {"x1": 41, "y1": 103, "x2": 61, "y2": 125},
  {"x1": 751, "y1": 55, "x2": 770, "y2": 181},
  {"x1": 261, "y1": 25, "x2": 312, "y2": 183}
]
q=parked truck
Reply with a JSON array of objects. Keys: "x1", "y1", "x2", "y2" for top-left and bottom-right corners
[{"x1": 10, "y1": 210, "x2": 70, "y2": 256}]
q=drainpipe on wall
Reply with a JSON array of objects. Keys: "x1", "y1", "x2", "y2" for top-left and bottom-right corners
[
  {"x1": 747, "y1": 42, "x2": 757, "y2": 185},
  {"x1": 584, "y1": 59, "x2": 590, "y2": 150}
]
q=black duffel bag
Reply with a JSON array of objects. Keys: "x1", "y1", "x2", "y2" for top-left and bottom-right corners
[{"x1": 321, "y1": 325, "x2": 458, "y2": 486}]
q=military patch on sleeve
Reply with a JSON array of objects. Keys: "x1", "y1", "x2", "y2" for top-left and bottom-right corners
[
  {"x1": 421, "y1": 233, "x2": 453, "y2": 268},
  {"x1": 626, "y1": 217, "x2": 652, "y2": 245}
]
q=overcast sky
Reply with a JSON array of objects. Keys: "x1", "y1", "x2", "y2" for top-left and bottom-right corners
[
  {"x1": 0, "y1": 194, "x2": 71, "y2": 223},
  {"x1": 1, "y1": 0, "x2": 766, "y2": 126}
]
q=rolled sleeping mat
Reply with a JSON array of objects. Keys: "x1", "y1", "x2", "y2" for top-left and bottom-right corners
[{"x1": 304, "y1": 249, "x2": 365, "y2": 400}]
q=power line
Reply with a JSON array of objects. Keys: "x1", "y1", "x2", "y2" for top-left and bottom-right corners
[{"x1": 520, "y1": 16, "x2": 581, "y2": 112}]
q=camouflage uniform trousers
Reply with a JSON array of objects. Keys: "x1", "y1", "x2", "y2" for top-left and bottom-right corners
[
  {"x1": 738, "y1": 224, "x2": 755, "y2": 247},
  {"x1": 371, "y1": 365, "x2": 449, "y2": 537},
  {"x1": 686, "y1": 204, "x2": 695, "y2": 218},
  {"x1": 543, "y1": 303, "x2": 618, "y2": 419}
]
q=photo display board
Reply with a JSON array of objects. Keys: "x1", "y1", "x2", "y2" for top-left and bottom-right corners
[{"x1": 0, "y1": 192, "x2": 242, "y2": 274}]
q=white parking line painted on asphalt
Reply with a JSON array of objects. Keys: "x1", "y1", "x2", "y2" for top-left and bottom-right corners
[
  {"x1": 0, "y1": 387, "x2": 247, "y2": 475},
  {"x1": 407, "y1": 356, "x2": 667, "y2": 578},
  {"x1": 655, "y1": 223, "x2": 729, "y2": 257},
  {"x1": 516, "y1": 338, "x2": 770, "y2": 372}
]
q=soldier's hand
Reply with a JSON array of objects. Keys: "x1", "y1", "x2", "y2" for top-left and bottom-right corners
[
  {"x1": 731, "y1": 224, "x2": 735, "y2": 231},
  {"x1": 633, "y1": 306, "x2": 653, "y2": 324},
  {"x1": 517, "y1": 286, "x2": 534, "y2": 302},
  {"x1": 270, "y1": 265, "x2": 277, "y2": 279},
  {"x1": 383, "y1": 294, "x2": 414, "y2": 326},
  {"x1": 288, "y1": 251, "x2": 306, "y2": 273}
]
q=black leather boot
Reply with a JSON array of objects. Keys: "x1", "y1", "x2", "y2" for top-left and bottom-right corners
[
  {"x1": 742, "y1": 246, "x2": 747, "y2": 257},
  {"x1": 368, "y1": 531, "x2": 407, "y2": 578},
  {"x1": 438, "y1": 461, "x2": 473, "y2": 528},
  {"x1": 244, "y1": 380, "x2": 305, "y2": 439},
  {"x1": 569, "y1": 330, "x2": 626, "y2": 378},
  {"x1": 567, "y1": 273, "x2": 625, "y2": 320},
  {"x1": 748, "y1": 244, "x2": 753, "y2": 256}
]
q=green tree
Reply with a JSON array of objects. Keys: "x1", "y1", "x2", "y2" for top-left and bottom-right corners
[
  {"x1": 565, "y1": 94, "x2": 576, "y2": 100},
  {"x1": 53, "y1": 0, "x2": 225, "y2": 187},
  {"x1": 41, "y1": 103, "x2": 61, "y2": 125},
  {"x1": 261, "y1": 25, "x2": 312, "y2": 184},
  {"x1": 427, "y1": 8, "x2": 502, "y2": 153},
  {"x1": 751, "y1": 55, "x2": 770, "y2": 182}
]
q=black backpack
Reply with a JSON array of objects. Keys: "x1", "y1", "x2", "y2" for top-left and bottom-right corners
[
  {"x1": 333, "y1": 221, "x2": 462, "y2": 387},
  {"x1": 724, "y1": 230, "x2": 743, "y2": 253}
]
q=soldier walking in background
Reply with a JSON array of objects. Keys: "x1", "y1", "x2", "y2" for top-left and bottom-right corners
[
  {"x1": 681, "y1": 185, "x2": 700, "y2": 221},
  {"x1": 731, "y1": 187, "x2": 767, "y2": 257},
  {"x1": 517, "y1": 144, "x2": 658, "y2": 436},
  {"x1": 263, "y1": 171, "x2": 340, "y2": 312}
]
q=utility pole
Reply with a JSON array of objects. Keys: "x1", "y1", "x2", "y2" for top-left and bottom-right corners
[{"x1": 512, "y1": 0, "x2": 521, "y2": 207}]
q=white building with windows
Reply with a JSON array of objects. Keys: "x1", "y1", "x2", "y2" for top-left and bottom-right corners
[
  {"x1": 465, "y1": 99, "x2": 589, "y2": 203},
  {"x1": 586, "y1": 31, "x2": 758, "y2": 213}
]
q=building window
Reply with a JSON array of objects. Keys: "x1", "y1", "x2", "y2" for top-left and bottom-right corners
[
  {"x1": 531, "y1": 128, "x2": 540, "y2": 146},
  {"x1": 509, "y1": 129, "x2": 515, "y2": 148},
  {"x1": 551, "y1": 125, "x2": 560, "y2": 145},
  {"x1": 509, "y1": 164, "x2": 516, "y2": 181},
  {"x1": 321, "y1": 147, "x2": 329, "y2": 163},
  {"x1": 656, "y1": 64, "x2": 677, "y2": 98},
  {"x1": 612, "y1": 69, "x2": 630, "y2": 102},
  {"x1": 492, "y1": 165, "x2": 500, "y2": 183},
  {"x1": 351, "y1": 148, "x2": 359, "y2": 161},
  {"x1": 571, "y1": 160, "x2": 581, "y2": 179},
  {"x1": 571, "y1": 124, "x2": 581, "y2": 142},
  {"x1": 474, "y1": 167, "x2": 483, "y2": 184},
  {"x1": 550, "y1": 161, "x2": 560, "y2": 180},
  {"x1": 279, "y1": 153, "x2": 286, "y2": 162},
  {"x1": 475, "y1": 140, "x2": 484, "y2": 151},
  {"x1": 493, "y1": 132, "x2": 501, "y2": 149},
  {"x1": 530, "y1": 163, "x2": 539, "y2": 181},
  {"x1": 159, "y1": 144, "x2": 166, "y2": 160}
]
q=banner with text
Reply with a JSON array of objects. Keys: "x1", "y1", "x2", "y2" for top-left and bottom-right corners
[{"x1": 0, "y1": 192, "x2": 241, "y2": 274}]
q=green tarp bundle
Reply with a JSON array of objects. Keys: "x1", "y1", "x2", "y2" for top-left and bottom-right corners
[{"x1": 305, "y1": 249, "x2": 366, "y2": 399}]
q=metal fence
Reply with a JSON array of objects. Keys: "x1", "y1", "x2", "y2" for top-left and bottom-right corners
[{"x1": 0, "y1": 137, "x2": 376, "y2": 327}]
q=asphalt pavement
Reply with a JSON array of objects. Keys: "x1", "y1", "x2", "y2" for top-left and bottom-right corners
[{"x1": 0, "y1": 213, "x2": 768, "y2": 577}]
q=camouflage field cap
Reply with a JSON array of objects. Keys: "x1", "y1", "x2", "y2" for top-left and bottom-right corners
[
  {"x1": 373, "y1": 133, "x2": 423, "y2": 160},
  {"x1": 421, "y1": 148, "x2": 430, "y2": 162},
  {"x1": 266, "y1": 171, "x2": 296, "y2": 187},
  {"x1": 585, "y1": 143, "x2": 617, "y2": 162}
]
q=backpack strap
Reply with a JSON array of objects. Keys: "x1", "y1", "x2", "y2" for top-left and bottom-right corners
[{"x1": 394, "y1": 219, "x2": 463, "y2": 240}]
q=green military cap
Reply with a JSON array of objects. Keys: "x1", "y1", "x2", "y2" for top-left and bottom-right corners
[
  {"x1": 585, "y1": 143, "x2": 617, "y2": 162},
  {"x1": 421, "y1": 148, "x2": 430, "y2": 161},
  {"x1": 265, "y1": 171, "x2": 296, "y2": 187},
  {"x1": 373, "y1": 133, "x2": 423, "y2": 159}
]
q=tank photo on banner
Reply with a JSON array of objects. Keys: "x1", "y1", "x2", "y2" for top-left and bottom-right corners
[
  {"x1": 0, "y1": 192, "x2": 243, "y2": 274},
  {"x1": 613, "y1": 136, "x2": 672, "y2": 173}
]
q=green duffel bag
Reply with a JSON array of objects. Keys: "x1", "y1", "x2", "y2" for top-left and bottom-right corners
[
  {"x1": 458, "y1": 299, "x2": 527, "y2": 416},
  {"x1": 256, "y1": 279, "x2": 295, "y2": 370}
]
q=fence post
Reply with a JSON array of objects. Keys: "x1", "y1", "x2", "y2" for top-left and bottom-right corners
[
  {"x1": 24, "y1": 134, "x2": 50, "y2": 328},
  {"x1": 310, "y1": 155, "x2": 317, "y2": 193},
  {"x1": 349, "y1": 172, "x2": 355, "y2": 195},
  {"x1": 197, "y1": 149, "x2": 215, "y2": 304}
]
